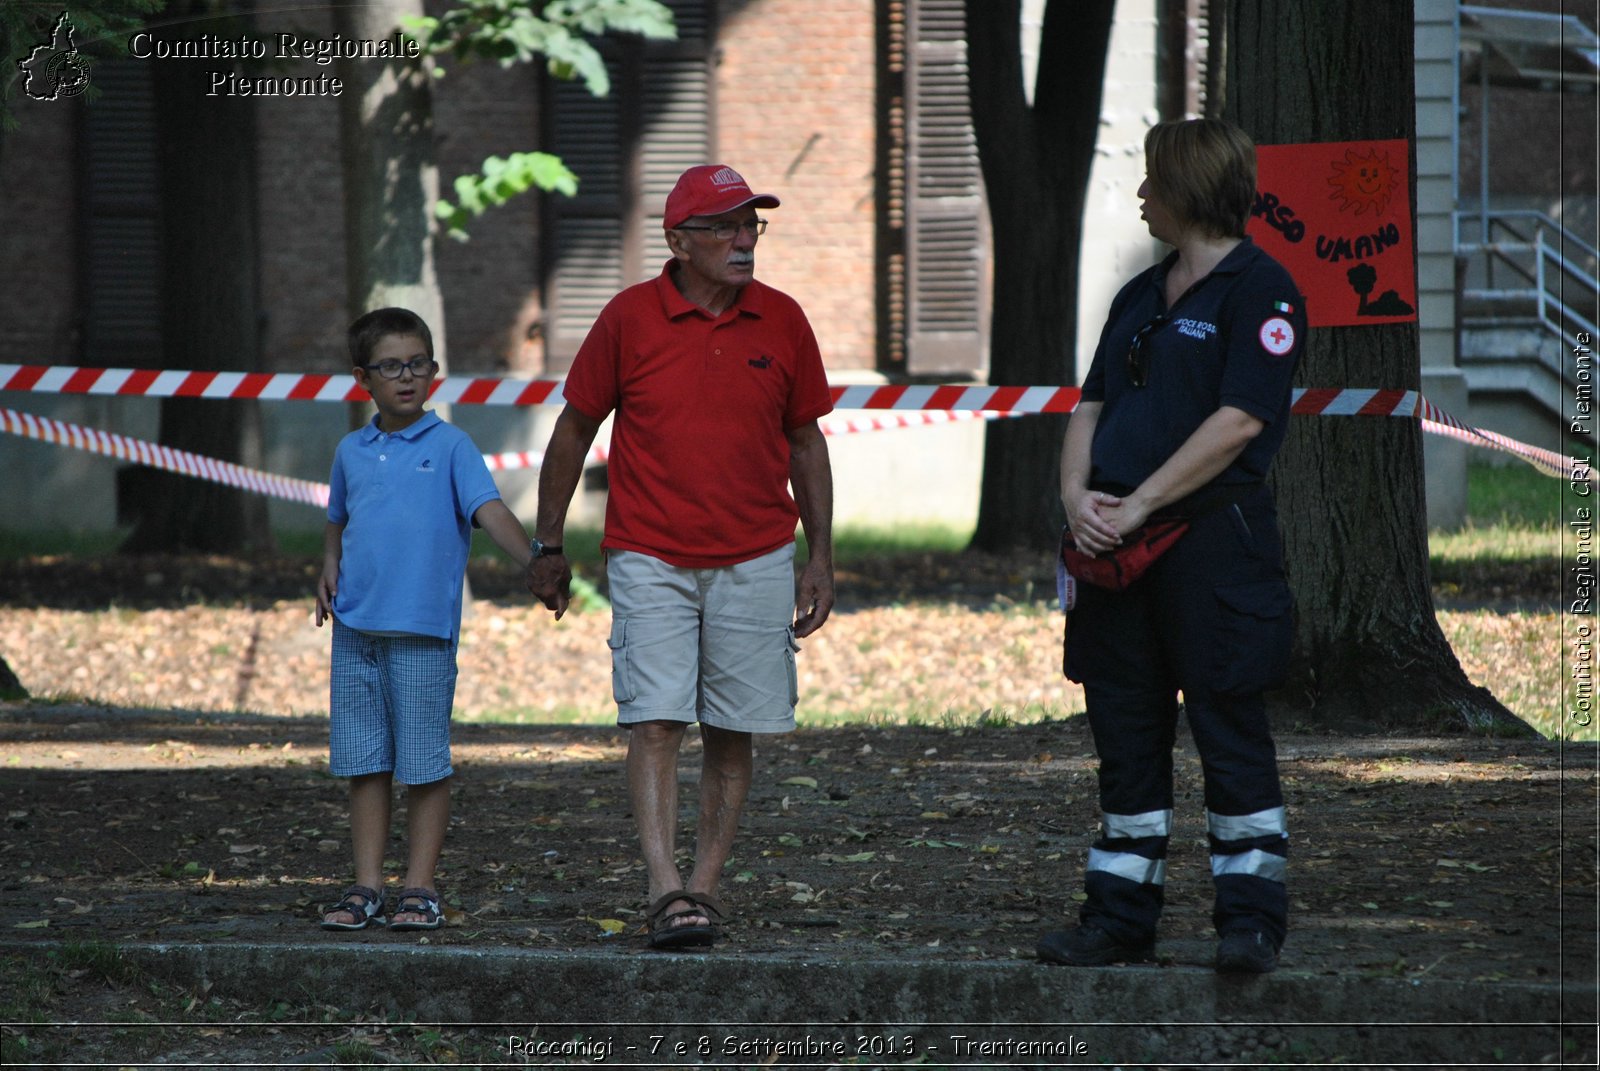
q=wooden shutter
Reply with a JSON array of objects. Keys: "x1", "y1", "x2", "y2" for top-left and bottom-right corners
[
  {"x1": 543, "y1": 0, "x2": 714, "y2": 369},
  {"x1": 545, "y1": 57, "x2": 628, "y2": 360},
  {"x1": 903, "y1": 0, "x2": 987, "y2": 376},
  {"x1": 80, "y1": 58, "x2": 163, "y2": 366}
]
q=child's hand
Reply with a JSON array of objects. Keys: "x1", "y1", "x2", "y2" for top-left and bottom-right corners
[{"x1": 314, "y1": 572, "x2": 337, "y2": 627}]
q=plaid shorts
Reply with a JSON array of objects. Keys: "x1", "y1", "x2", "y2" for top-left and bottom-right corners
[{"x1": 329, "y1": 620, "x2": 457, "y2": 785}]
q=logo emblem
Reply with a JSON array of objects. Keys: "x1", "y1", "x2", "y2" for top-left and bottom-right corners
[
  {"x1": 1259, "y1": 317, "x2": 1296, "y2": 356},
  {"x1": 18, "y1": 12, "x2": 92, "y2": 101},
  {"x1": 748, "y1": 355, "x2": 771, "y2": 369}
]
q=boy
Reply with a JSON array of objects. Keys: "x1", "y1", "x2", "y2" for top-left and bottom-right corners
[{"x1": 315, "y1": 307, "x2": 533, "y2": 932}]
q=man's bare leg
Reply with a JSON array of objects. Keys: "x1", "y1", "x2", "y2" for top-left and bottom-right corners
[
  {"x1": 627, "y1": 720, "x2": 701, "y2": 925},
  {"x1": 686, "y1": 724, "x2": 754, "y2": 907}
]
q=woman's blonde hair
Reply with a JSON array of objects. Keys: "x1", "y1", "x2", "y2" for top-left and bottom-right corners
[{"x1": 1143, "y1": 119, "x2": 1257, "y2": 239}]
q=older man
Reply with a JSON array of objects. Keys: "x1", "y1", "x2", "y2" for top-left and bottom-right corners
[{"x1": 528, "y1": 164, "x2": 835, "y2": 949}]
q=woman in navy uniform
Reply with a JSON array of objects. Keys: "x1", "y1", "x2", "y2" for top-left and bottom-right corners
[{"x1": 1039, "y1": 118, "x2": 1306, "y2": 974}]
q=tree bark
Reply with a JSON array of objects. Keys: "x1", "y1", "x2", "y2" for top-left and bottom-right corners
[
  {"x1": 1222, "y1": 0, "x2": 1532, "y2": 735},
  {"x1": 121, "y1": 1, "x2": 271, "y2": 555},
  {"x1": 966, "y1": 0, "x2": 1115, "y2": 552},
  {"x1": 335, "y1": 0, "x2": 447, "y2": 369}
]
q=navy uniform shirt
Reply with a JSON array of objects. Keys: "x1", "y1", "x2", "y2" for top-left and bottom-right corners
[{"x1": 1081, "y1": 237, "x2": 1306, "y2": 492}]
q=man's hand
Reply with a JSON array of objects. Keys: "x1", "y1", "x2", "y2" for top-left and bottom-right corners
[
  {"x1": 527, "y1": 554, "x2": 572, "y2": 620},
  {"x1": 792, "y1": 557, "x2": 834, "y2": 638}
]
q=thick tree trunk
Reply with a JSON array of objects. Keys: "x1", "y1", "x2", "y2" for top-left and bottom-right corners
[
  {"x1": 1223, "y1": 1, "x2": 1531, "y2": 735},
  {"x1": 966, "y1": 0, "x2": 1114, "y2": 552},
  {"x1": 335, "y1": 0, "x2": 446, "y2": 363},
  {"x1": 121, "y1": 2, "x2": 270, "y2": 554},
  {"x1": 0, "y1": 655, "x2": 25, "y2": 700}
]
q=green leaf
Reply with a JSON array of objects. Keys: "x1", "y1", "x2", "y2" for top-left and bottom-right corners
[{"x1": 437, "y1": 152, "x2": 579, "y2": 240}]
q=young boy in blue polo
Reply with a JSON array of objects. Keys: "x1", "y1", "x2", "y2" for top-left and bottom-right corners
[{"x1": 315, "y1": 307, "x2": 534, "y2": 932}]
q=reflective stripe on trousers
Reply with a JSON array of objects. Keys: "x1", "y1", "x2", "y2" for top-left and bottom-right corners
[{"x1": 1209, "y1": 806, "x2": 1288, "y2": 883}]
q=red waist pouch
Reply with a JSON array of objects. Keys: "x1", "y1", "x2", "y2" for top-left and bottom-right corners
[{"x1": 1059, "y1": 518, "x2": 1190, "y2": 591}]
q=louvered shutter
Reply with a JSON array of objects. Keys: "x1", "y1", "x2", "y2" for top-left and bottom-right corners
[
  {"x1": 545, "y1": 57, "x2": 628, "y2": 365},
  {"x1": 81, "y1": 58, "x2": 162, "y2": 366},
  {"x1": 905, "y1": 0, "x2": 987, "y2": 375},
  {"x1": 543, "y1": 0, "x2": 713, "y2": 370}
]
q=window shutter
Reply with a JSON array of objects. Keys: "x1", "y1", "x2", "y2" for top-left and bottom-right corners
[
  {"x1": 904, "y1": 0, "x2": 987, "y2": 376},
  {"x1": 545, "y1": 59, "x2": 628, "y2": 364},
  {"x1": 80, "y1": 58, "x2": 163, "y2": 366},
  {"x1": 544, "y1": 0, "x2": 713, "y2": 370}
]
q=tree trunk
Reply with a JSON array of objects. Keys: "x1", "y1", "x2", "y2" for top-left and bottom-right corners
[
  {"x1": 1222, "y1": 1, "x2": 1531, "y2": 735},
  {"x1": 335, "y1": 0, "x2": 447, "y2": 371},
  {"x1": 966, "y1": 0, "x2": 1115, "y2": 552},
  {"x1": 0, "y1": 655, "x2": 25, "y2": 700},
  {"x1": 121, "y1": 1, "x2": 271, "y2": 555}
]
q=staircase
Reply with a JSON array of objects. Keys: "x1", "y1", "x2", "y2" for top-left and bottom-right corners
[{"x1": 1455, "y1": 209, "x2": 1597, "y2": 425}]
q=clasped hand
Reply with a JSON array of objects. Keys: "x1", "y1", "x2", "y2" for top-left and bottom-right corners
[{"x1": 1066, "y1": 490, "x2": 1150, "y2": 557}]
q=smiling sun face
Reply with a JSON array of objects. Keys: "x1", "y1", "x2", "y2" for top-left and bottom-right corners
[{"x1": 1327, "y1": 148, "x2": 1399, "y2": 216}]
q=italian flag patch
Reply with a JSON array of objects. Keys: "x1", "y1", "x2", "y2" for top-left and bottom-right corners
[{"x1": 1274, "y1": 301, "x2": 1295, "y2": 314}]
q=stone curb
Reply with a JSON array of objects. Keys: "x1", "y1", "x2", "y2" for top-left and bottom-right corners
[{"x1": 22, "y1": 940, "x2": 1587, "y2": 1067}]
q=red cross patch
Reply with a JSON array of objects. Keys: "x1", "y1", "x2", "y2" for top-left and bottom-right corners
[{"x1": 1259, "y1": 317, "x2": 1295, "y2": 356}]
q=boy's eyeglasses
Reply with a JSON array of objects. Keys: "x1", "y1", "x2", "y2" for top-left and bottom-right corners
[
  {"x1": 674, "y1": 219, "x2": 768, "y2": 241},
  {"x1": 1126, "y1": 314, "x2": 1170, "y2": 388},
  {"x1": 363, "y1": 357, "x2": 437, "y2": 380}
]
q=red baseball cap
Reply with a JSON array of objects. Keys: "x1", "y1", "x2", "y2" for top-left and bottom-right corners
[{"x1": 663, "y1": 165, "x2": 780, "y2": 229}]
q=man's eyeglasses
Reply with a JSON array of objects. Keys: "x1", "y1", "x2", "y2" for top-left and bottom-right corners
[
  {"x1": 1126, "y1": 314, "x2": 1169, "y2": 388},
  {"x1": 363, "y1": 357, "x2": 437, "y2": 380},
  {"x1": 674, "y1": 219, "x2": 768, "y2": 241}
]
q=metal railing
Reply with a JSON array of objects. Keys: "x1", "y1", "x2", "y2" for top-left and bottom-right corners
[{"x1": 1455, "y1": 208, "x2": 1600, "y2": 352}]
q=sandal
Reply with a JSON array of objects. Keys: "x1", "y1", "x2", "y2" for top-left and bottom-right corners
[
  {"x1": 320, "y1": 885, "x2": 386, "y2": 931},
  {"x1": 388, "y1": 887, "x2": 443, "y2": 931},
  {"x1": 646, "y1": 889, "x2": 725, "y2": 950}
]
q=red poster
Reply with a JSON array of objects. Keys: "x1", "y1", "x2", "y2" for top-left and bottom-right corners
[{"x1": 1248, "y1": 139, "x2": 1416, "y2": 328}]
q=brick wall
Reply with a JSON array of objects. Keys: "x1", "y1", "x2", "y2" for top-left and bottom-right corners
[
  {"x1": 253, "y1": 3, "x2": 545, "y2": 377},
  {"x1": 717, "y1": 0, "x2": 878, "y2": 370}
]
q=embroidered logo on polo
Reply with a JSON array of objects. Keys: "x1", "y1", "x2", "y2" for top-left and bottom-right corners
[
  {"x1": 1174, "y1": 317, "x2": 1217, "y2": 341},
  {"x1": 1259, "y1": 317, "x2": 1296, "y2": 356},
  {"x1": 416, "y1": 459, "x2": 434, "y2": 472},
  {"x1": 748, "y1": 355, "x2": 772, "y2": 369}
]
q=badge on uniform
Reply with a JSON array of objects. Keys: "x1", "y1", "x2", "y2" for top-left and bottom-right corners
[{"x1": 1056, "y1": 549, "x2": 1076, "y2": 611}]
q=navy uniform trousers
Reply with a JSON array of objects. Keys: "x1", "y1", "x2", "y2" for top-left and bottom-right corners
[{"x1": 1064, "y1": 482, "x2": 1292, "y2": 949}]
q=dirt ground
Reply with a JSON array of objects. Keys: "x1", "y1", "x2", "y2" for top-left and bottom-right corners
[{"x1": 0, "y1": 551, "x2": 1595, "y2": 1067}]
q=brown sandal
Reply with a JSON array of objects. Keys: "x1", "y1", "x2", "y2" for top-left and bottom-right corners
[{"x1": 645, "y1": 889, "x2": 724, "y2": 949}]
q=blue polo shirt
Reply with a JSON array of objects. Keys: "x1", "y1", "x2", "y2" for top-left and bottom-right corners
[
  {"x1": 326, "y1": 412, "x2": 501, "y2": 641},
  {"x1": 1082, "y1": 238, "x2": 1306, "y2": 492}
]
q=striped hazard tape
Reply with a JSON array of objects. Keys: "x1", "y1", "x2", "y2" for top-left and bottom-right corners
[
  {"x1": 1, "y1": 407, "x2": 332, "y2": 508},
  {"x1": 2, "y1": 364, "x2": 1582, "y2": 505},
  {"x1": 0, "y1": 362, "x2": 1424, "y2": 418}
]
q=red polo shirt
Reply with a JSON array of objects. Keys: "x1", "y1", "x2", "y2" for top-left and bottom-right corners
[{"x1": 562, "y1": 261, "x2": 834, "y2": 568}]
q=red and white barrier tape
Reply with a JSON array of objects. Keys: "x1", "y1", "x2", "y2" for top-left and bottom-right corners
[
  {"x1": 458, "y1": 411, "x2": 1004, "y2": 475},
  {"x1": 1, "y1": 407, "x2": 332, "y2": 508},
  {"x1": 0, "y1": 363, "x2": 1419, "y2": 418},
  {"x1": 3, "y1": 363, "x2": 1582, "y2": 503}
]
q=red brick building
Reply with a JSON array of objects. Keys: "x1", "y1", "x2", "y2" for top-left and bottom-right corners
[{"x1": 1, "y1": 0, "x2": 987, "y2": 387}]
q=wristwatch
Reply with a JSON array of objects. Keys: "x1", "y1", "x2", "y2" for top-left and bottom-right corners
[{"x1": 529, "y1": 537, "x2": 564, "y2": 559}]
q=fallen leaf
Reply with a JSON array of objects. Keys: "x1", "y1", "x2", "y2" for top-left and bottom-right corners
[
  {"x1": 15, "y1": 919, "x2": 49, "y2": 929},
  {"x1": 780, "y1": 776, "x2": 819, "y2": 789}
]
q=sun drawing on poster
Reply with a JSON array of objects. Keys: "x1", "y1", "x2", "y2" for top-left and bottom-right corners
[{"x1": 1326, "y1": 147, "x2": 1399, "y2": 217}]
